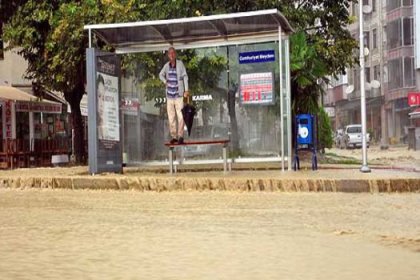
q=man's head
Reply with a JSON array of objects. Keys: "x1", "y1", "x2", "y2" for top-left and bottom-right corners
[{"x1": 168, "y1": 47, "x2": 176, "y2": 64}]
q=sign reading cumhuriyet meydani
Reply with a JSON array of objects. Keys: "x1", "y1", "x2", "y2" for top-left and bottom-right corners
[
  {"x1": 87, "y1": 48, "x2": 122, "y2": 174},
  {"x1": 239, "y1": 50, "x2": 275, "y2": 64}
]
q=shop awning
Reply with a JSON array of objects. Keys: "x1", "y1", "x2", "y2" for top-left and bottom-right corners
[
  {"x1": 84, "y1": 9, "x2": 294, "y2": 53},
  {"x1": 409, "y1": 107, "x2": 420, "y2": 119},
  {"x1": 0, "y1": 86, "x2": 37, "y2": 102},
  {"x1": 0, "y1": 86, "x2": 63, "y2": 114}
]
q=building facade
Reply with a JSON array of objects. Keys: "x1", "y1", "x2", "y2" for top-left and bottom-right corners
[
  {"x1": 0, "y1": 26, "x2": 71, "y2": 167},
  {"x1": 325, "y1": 0, "x2": 419, "y2": 145}
]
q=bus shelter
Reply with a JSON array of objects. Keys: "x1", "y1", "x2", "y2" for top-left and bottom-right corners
[{"x1": 84, "y1": 9, "x2": 294, "y2": 174}]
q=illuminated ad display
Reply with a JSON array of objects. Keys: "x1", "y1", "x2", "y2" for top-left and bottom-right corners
[{"x1": 239, "y1": 72, "x2": 274, "y2": 105}]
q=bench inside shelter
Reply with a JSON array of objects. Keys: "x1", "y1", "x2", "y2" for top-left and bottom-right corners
[{"x1": 164, "y1": 139, "x2": 230, "y2": 174}]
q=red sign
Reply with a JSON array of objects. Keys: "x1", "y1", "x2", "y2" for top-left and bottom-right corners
[
  {"x1": 408, "y1": 92, "x2": 420, "y2": 106},
  {"x1": 5, "y1": 101, "x2": 13, "y2": 139},
  {"x1": 15, "y1": 101, "x2": 62, "y2": 114},
  {"x1": 121, "y1": 97, "x2": 140, "y2": 116}
]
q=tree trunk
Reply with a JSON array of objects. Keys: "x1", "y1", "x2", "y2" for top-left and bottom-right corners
[
  {"x1": 65, "y1": 84, "x2": 85, "y2": 164},
  {"x1": 227, "y1": 86, "x2": 240, "y2": 153}
]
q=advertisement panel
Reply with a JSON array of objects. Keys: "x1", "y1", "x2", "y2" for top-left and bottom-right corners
[
  {"x1": 239, "y1": 72, "x2": 274, "y2": 105},
  {"x1": 87, "y1": 48, "x2": 122, "y2": 174},
  {"x1": 97, "y1": 69, "x2": 120, "y2": 141}
]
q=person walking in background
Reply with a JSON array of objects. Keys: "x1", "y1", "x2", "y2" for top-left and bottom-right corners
[{"x1": 159, "y1": 47, "x2": 189, "y2": 144}]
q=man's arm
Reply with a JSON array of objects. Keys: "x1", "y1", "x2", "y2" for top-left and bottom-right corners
[{"x1": 159, "y1": 63, "x2": 167, "y2": 84}]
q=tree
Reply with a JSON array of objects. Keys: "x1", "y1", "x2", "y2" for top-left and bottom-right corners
[
  {"x1": 317, "y1": 106, "x2": 333, "y2": 153},
  {"x1": 4, "y1": 0, "x2": 358, "y2": 161},
  {"x1": 138, "y1": 0, "x2": 357, "y2": 152},
  {"x1": 290, "y1": 31, "x2": 328, "y2": 114},
  {"x1": 0, "y1": 0, "x2": 29, "y2": 24},
  {"x1": 143, "y1": 0, "x2": 358, "y2": 79},
  {"x1": 3, "y1": 0, "x2": 145, "y2": 163}
]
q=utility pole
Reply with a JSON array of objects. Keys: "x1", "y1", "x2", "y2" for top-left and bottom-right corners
[
  {"x1": 359, "y1": 0, "x2": 371, "y2": 173},
  {"x1": 379, "y1": 0, "x2": 389, "y2": 150}
]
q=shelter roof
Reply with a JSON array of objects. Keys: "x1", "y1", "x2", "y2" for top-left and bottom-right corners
[{"x1": 84, "y1": 9, "x2": 294, "y2": 53}]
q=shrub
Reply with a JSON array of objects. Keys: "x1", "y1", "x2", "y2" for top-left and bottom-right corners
[{"x1": 317, "y1": 107, "x2": 333, "y2": 153}]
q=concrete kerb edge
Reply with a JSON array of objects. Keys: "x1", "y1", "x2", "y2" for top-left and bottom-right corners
[{"x1": 0, "y1": 176, "x2": 419, "y2": 193}]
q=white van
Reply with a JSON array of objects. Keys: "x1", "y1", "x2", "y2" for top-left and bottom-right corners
[{"x1": 341, "y1": 124, "x2": 370, "y2": 149}]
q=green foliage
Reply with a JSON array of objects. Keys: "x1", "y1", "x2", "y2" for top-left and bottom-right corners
[
  {"x1": 0, "y1": 0, "x2": 29, "y2": 24},
  {"x1": 290, "y1": 31, "x2": 327, "y2": 86},
  {"x1": 3, "y1": 0, "x2": 147, "y2": 97},
  {"x1": 317, "y1": 107, "x2": 333, "y2": 151},
  {"x1": 2, "y1": 0, "x2": 148, "y2": 162},
  {"x1": 290, "y1": 31, "x2": 328, "y2": 115},
  {"x1": 123, "y1": 47, "x2": 226, "y2": 115},
  {"x1": 2, "y1": 0, "x2": 358, "y2": 158}
]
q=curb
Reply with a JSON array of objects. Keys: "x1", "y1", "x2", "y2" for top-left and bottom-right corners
[{"x1": 1, "y1": 176, "x2": 419, "y2": 193}]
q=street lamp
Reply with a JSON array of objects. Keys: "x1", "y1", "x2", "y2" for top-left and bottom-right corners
[{"x1": 359, "y1": 1, "x2": 371, "y2": 173}]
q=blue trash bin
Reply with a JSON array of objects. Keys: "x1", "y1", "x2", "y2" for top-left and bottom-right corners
[
  {"x1": 296, "y1": 114, "x2": 314, "y2": 146},
  {"x1": 294, "y1": 114, "x2": 317, "y2": 171}
]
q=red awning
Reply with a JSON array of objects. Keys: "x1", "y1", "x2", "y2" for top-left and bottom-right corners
[
  {"x1": 0, "y1": 86, "x2": 36, "y2": 101},
  {"x1": 409, "y1": 107, "x2": 420, "y2": 119},
  {"x1": 0, "y1": 86, "x2": 62, "y2": 114}
]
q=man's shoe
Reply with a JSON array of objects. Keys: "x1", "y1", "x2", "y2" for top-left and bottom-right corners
[
  {"x1": 178, "y1": 137, "x2": 184, "y2": 144},
  {"x1": 170, "y1": 138, "x2": 178, "y2": 144}
]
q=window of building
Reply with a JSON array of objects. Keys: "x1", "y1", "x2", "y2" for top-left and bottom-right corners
[
  {"x1": 352, "y1": 3, "x2": 358, "y2": 17},
  {"x1": 387, "y1": 0, "x2": 401, "y2": 12},
  {"x1": 363, "y1": 0, "x2": 369, "y2": 6},
  {"x1": 383, "y1": 26, "x2": 387, "y2": 49},
  {"x1": 348, "y1": 70, "x2": 353, "y2": 88},
  {"x1": 387, "y1": 0, "x2": 413, "y2": 11},
  {"x1": 388, "y1": 57, "x2": 416, "y2": 89},
  {"x1": 402, "y1": 18, "x2": 414, "y2": 46},
  {"x1": 373, "y1": 65, "x2": 380, "y2": 81},
  {"x1": 388, "y1": 58, "x2": 403, "y2": 90},
  {"x1": 364, "y1": 31, "x2": 370, "y2": 49},
  {"x1": 353, "y1": 68, "x2": 360, "y2": 93},
  {"x1": 403, "y1": 57, "x2": 415, "y2": 87},
  {"x1": 372, "y1": 28, "x2": 377, "y2": 50},
  {"x1": 365, "y1": 67, "x2": 371, "y2": 83},
  {"x1": 403, "y1": 0, "x2": 413, "y2": 6},
  {"x1": 387, "y1": 18, "x2": 402, "y2": 50},
  {"x1": 372, "y1": 0, "x2": 376, "y2": 12}
]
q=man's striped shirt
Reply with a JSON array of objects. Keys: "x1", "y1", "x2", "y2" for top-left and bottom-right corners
[{"x1": 167, "y1": 64, "x2": 179, "y2": 98}]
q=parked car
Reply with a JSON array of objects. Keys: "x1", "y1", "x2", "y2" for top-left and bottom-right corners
[{"x1": 341, "y1": 124, "x2": 370, "y2": 149}]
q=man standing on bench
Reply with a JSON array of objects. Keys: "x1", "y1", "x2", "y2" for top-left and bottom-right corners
[{"x1": 159, "y1": 47, "x2": 189, "y2": 145}]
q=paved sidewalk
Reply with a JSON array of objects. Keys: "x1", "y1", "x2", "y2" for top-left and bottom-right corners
[{"x1": 0, "y1": 164, "x2": 419, "y2": 192}]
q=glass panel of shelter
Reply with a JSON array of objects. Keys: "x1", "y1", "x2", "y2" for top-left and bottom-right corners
[{"x1": 120, "y1": 42, "x2": 286, "y2": 164}]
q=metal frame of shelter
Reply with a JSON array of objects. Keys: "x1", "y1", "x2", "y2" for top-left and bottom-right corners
[{"x1": 84, "y1": 9, "x2": 294, "y2": 173}]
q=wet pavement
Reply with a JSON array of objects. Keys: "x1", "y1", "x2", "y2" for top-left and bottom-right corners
[{"x1": 0, "y1": 189, "x2": 419, "y2": 279}]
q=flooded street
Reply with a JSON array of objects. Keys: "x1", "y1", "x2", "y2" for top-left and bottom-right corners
[{"x1": 0, "y1": 189, "x2": 419, "y2": 279}]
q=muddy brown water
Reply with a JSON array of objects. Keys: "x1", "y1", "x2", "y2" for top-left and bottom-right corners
[{"x1": 0, "y1": 189, "x2": 419, "y2": 279}]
